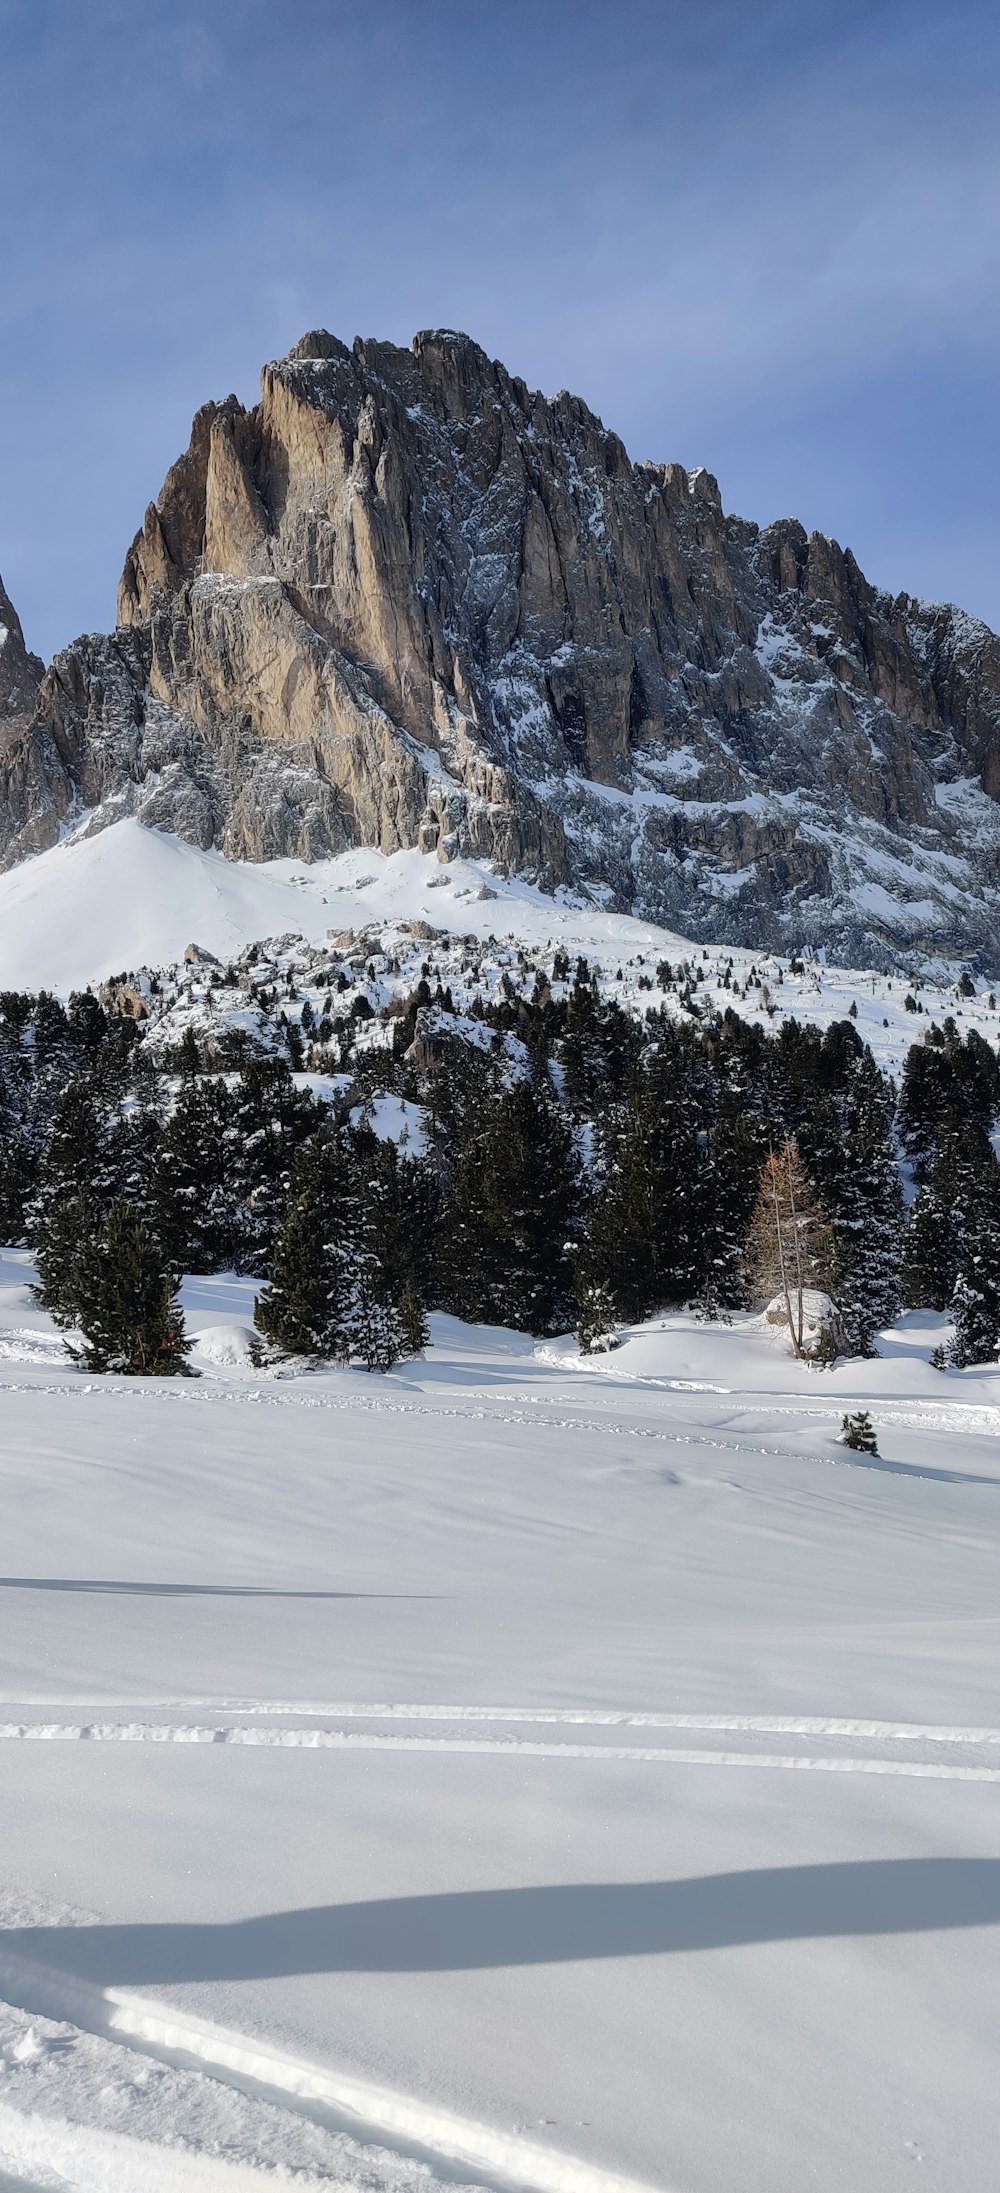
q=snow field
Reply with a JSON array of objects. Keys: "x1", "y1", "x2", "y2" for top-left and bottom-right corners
[{"x1": 0, "y1": 1252, "x2": 998, "y2": 2185}]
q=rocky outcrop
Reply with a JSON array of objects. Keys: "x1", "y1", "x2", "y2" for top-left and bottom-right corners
[
  {"x1": 4, "y1": 328, "x2": 1000, "y2": 968},
  {"x1": 0, "y1": 576, "x2": 43, "y2": 748}
]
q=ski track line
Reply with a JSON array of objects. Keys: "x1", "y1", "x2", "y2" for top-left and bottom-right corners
[
  {"x1": 155, "y1": 1704, "x2": 1000, "y2": 1746},
  {"x1": 0, "y1": 1723, "x2": 998, "y2": 1778},
  {"x1": 0, "y1": 1381, "x2": 818, "y2": 1465},
  {"x1": 4, "y1": 1369, "x2": 1000, "y2": 1433},
  {"x1": 1, "y1": 1378, "x2": 995, "y2": 1476},
  {"x1": 4, "y1": 1701, "x2": 999, "y2": 1746},
  {"x1": 0, "y1": 2097, "x2": 296, "y2": 2192},
  {"x1": 0, "y1": 1954, "x2": 665, "y2": 2193}
]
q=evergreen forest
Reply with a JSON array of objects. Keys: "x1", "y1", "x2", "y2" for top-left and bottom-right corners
[{"x1": 2, "y1": 956, "x2": 999, "y2": 1374}]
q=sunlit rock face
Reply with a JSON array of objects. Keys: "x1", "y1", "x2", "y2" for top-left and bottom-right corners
[
  {"x1": 0, "y1": 575, "x2": 43, "y2": 750},
  {"x1": 4, "y1": 328, "x2": 1000, "y2": 968}
]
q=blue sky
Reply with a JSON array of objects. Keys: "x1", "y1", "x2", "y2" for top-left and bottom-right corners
[{"x1": 2, "y1": 0, "x2": 998, "y2": 661}]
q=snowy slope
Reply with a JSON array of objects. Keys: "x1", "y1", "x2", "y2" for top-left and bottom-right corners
[
  {"x1": 0, "y1": 1252, "x2": 998, "y2": 2189},
  {"x1": 0, "y1": 821, "x2": 343, "y2": 992},
  {"x1": 0, "y1": 817, "x2": 702, "y2": 994},
  {"x1": 3, "y1": 825, "x2": 1000, "y2": 2186},
  {"x1": 1, "y1": 819, "x2": 996, "y2": 1080}
]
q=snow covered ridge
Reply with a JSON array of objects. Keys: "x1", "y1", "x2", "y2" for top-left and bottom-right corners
[{"x1": 0, "y1": 819, "x2": 997, "y2": 1079}]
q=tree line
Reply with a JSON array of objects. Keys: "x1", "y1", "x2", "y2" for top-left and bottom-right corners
[{"x1": 1, "y1": 970, "x2": 998, "y2": 1373}]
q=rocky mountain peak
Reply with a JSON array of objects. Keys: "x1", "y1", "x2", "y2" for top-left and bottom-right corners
[
  {"x1": 0, "y1": 576, "x2": 43, "y2": 748},
  {"x1": 4, "y1": 328, "x2": 1000, "y2": 969}
]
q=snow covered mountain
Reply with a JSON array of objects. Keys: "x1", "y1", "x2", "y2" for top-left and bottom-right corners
[
  {"x1": 0, "y1": 815, "x2": 994, "y2": 1086},
  {"x1": 4, "y1": 327, "x2": 1000, "y2": 970}
]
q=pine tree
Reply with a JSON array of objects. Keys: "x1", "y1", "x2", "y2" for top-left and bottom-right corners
[
  {"x1": 349, "y1": 1128, "x2": 441, "y2": 1308},
  {"x1": 575, "y1": 1277, "x2": 618, "y2": 1354},
  {"x1": 31, "y1": 991, "x2": 76, "y2": 1098},
  {"x1": 903, "y1": 1124, "x2": 999, "y2": 1311},
  {"x1": 949, "y1": 1182, "x2": 1000, "y2": 1366},
  {"x1": 32, "y1": 1190, "x2": 101, "y2": 1328},
  {"x1": 841, "y1": 1410, "x2": 878, "y2": 1454},
  {"x1": 580, "y1": 1036, "x2": 712, "y2": 1322},
  {"x1": 30, "y1": 1078, "x2": 106, "y2": 1204},
  {"x1": 801, "y1": 1053, "x2": 903, "y2": 1356},
  {"x1": 902, "y1": 1163, "x2": 953, "y2": 1311},
  {"x1": 582, "y1": 1095, "x2": 660, "y2": 1322},
  {"x1": 28, "y1": 1079, "x2": 122, "y2": 1321},
  {"x1": 153, "y1": 1076, "x2": 236, "y2": 1272},
  {"x1": 697, "y1": 1110, "x2": 772, "y2": 1314},
  {"x1": 950, "y1": 1255, "x2": 1000, "y2": 1368},
  {"x1": 561, "y1": 980, "x2": 642, "y2": 1113},
  {"x1": 354, "y1": 1288, "x2": 407, "y2": 1373},
  {"x1": 177, "y1": 1025, "x2": 201, "y2": 1079},
  {"x1": 66, "y1": 990, "x2": 110, "y2": 1066},
  {"x1": 746, "y1": 1139, "x2": 836, "y2": 1357},
  {"x1": 898, "y1": 1028, "x2": 1000, "y2": 1177},
  {"x1": 70, "y1": 1202, "x2": 191, "y2": 1375},
  {"x1": 399, "y1": 1276, "x2": 430, "y2": 1359},
  {"x1": 253, "y1": 1137, "x2": 363, "y2": 1359},
  {"x1": 0, "y1": 1037, "x2": 34, "y2": 1242},
  {"x1": 445, "y1": 1077, "x2": 580, "y2": 1333},
  {"x1": 228, "y1": 1061, "x2": 322, "y2": 1272}
]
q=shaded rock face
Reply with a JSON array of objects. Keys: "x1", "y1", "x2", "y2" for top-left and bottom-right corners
[
  {"x1": 5, "y1": 328, "x2": 1000, "y2": 967},
  {"x1": 0, "y1": 577, "x2": 43, "y2": 749}
]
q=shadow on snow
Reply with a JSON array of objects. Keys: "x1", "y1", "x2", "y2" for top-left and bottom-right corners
[{"x1": 5, "y1": 1861, "x2": 1000, "y2": 1985}]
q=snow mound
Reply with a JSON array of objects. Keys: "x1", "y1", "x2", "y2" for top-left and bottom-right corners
[
  {"x1": 187, "y1": 1324, "x2": 261, "y2": 1369},
  {"x1": 0, "y1": 822, "x2": 340, "y2": 993}
]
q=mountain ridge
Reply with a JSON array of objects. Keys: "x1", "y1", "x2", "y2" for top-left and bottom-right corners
[{"x1": 3, "y1": 325, "x2": 1000, "y2": 971}]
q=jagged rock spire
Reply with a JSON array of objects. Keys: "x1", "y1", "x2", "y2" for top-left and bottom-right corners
[{"x1": 0, "y1": 574, "x2": 43, "y2": 747}]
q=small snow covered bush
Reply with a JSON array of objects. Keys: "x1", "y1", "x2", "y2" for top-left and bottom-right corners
[{"x1": 840, "y1": 1410, "x2": 878, "y2": 1455}]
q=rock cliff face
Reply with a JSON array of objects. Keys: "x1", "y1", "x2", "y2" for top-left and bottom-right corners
[
  {"x1": 0, "y1": 577, "x2": 43, "y2": 749},
  {"x1": 4, "y1": 329, "x2": 1000, "y2": 968}
]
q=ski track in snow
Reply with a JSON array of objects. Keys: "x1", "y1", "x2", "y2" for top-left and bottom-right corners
[
  {"x1": 0, "y1": 1960, "x2": 666, "y2": 2193},
  {"x1": 46, "y1": 1702, "x2": 1000, "y2": 1745},
  {"x1": 1, "y1": 1377, "x2": 998, "y2": 1479},
  {"x1": 0, "y1": 2100, "x2": 299, "y2": 2191},
  {"x1": 0, "y1": 1722, "x2": 997, "y2": 1781},
  {"x1": 0, "y1": 1381, "x2": 825, "y2": 1467}
]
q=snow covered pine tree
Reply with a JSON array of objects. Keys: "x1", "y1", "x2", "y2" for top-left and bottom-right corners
[
  {"x1": 253, "y1": 1138, "x2": 363, "y2": 1360},
  {"x1": 70, "y1": 1202, "x2": 190, "y2": 1375}
]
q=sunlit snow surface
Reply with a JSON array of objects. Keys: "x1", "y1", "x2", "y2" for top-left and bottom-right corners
[{"x1": 0, "y1": 1250, "x2": 998, "y2": 2189}]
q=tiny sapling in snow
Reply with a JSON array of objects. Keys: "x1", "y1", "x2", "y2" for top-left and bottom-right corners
[
  {"x1": 840, "y1": 1410, "x2": 879, "y2": 1455},
  {"x1": 575, "y1": 1279, "x2": 619, "y2": 1355}
]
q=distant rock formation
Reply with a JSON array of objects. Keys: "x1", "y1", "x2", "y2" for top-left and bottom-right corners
[
  {"x1": 3, "y1": 329, "x2": 1000, "y2": 967},
  {"x1": 0, "y1": 575, "x2": 43, "y2": 748}
]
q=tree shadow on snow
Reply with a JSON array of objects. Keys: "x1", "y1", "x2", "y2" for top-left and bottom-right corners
[
  {"x1": 833, "y1": 1455, "x2": 1000, "y2": 1486},
  {"x1": 5, "y1": 1862, "x2": 1000, "y2": 1986},
  {"x1": 0, "y1": 1579, "x2": 432, "y2": 1600}
]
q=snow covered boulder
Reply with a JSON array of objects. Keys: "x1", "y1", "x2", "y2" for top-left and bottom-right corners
[
  {"x1": 763, "y1": 1289, "x2": 844, "y2": 1361},
  {"x1": 186, "y1": 1323, "x2": 262, "y2": 1369}
]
